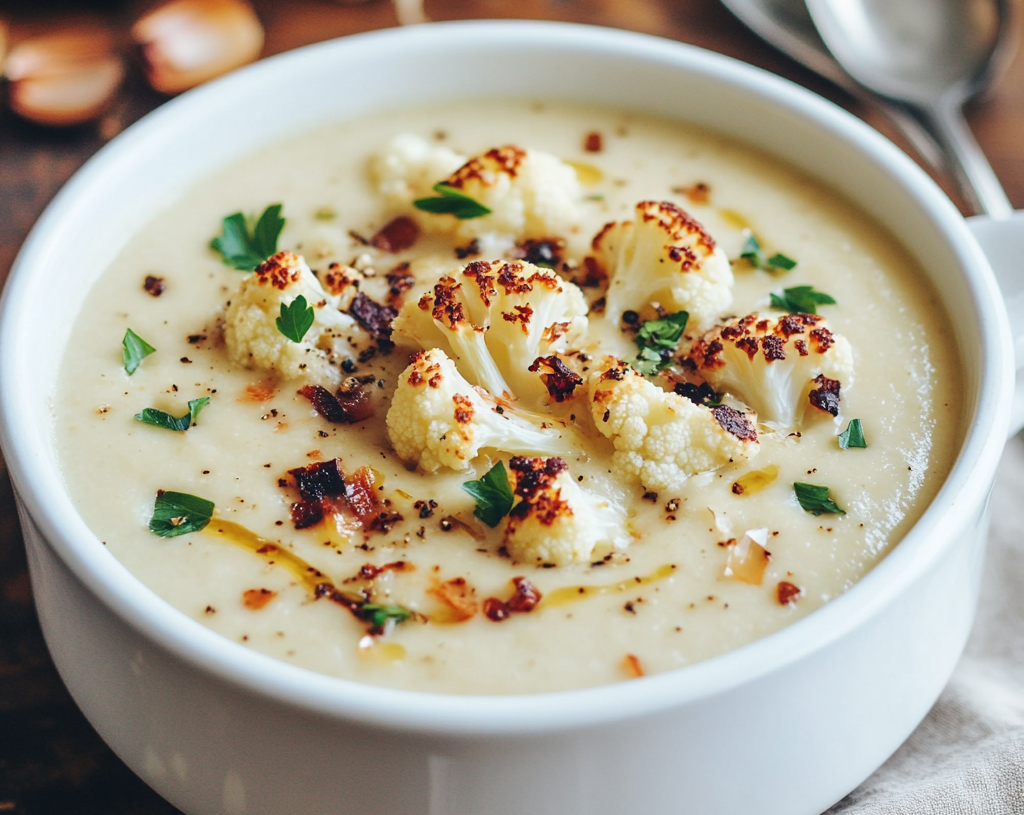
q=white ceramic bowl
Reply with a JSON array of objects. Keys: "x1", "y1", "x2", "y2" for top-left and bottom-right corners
[{"x1": 0, "y1": 21, "x2": 1016, "y2": 815}]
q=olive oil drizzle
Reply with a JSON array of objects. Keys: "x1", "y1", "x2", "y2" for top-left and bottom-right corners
[{"x1": 543, "y1": 563, "x2": 677, "y2": 608}]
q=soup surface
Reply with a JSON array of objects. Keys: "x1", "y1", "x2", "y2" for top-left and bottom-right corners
[{"x1": 54, "y1": 100, "x2": 962, "y2": 694}]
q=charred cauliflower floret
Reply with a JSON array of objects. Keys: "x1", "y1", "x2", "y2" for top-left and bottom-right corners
[
  {"x1": 391, "y1": 260, "x2": 588, "y2": 405},
  {"x1": 224, "y1": 251, "x2": 362, "y2": 387},
  {"x1": 386, "y1": 349, "x2": 578, "y2": 472},
  {"x1": 593, "y1": 201, "x2": 733, "y2": 331},
  {"x1": 319, "y1": 262, "x2": 363, "y2": 311},
  {"x1": 372, "y1": 135, "x2": 582, "y2": 249},
  {"x1": 588, "y1": 358, "x2": 760, "y2": 492},
  {"x1": 503, "y1": 456, "x2": 632, "y2": 567},
  {"x1": 689, "y1": 313, "x2": 854, "y2": 429}
]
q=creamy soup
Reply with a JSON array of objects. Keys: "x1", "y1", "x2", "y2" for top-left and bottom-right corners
[{"x1": 54, "y1": 100, "x2": 962, "y2": 694}]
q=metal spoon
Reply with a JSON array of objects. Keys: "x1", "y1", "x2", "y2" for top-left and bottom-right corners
[
  {"x1": 805, "y1": 0, "x2": 1015, "y2": 218},
  {"x1": 718, "y1": 0, "x2": 947, "y2": 173}
]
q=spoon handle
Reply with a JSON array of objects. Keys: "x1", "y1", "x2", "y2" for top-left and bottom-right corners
[{"x1": 911, "y1": 101, "x2": 1014, "y2": 219}]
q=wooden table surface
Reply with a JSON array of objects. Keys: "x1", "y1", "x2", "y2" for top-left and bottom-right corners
[{"x1": 1, "y1": 1, "x2": 1022, "y2": 812}]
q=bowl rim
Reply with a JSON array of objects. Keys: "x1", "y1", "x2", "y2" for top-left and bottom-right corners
[{"x1": 0, "y1": 19, "x2": 1012, "y2": 735}]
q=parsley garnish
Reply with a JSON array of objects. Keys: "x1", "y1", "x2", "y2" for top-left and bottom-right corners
[
  {"x1": 770, "y1": 285, "x2": 837, "y2": 314},
  {"x1": 838, "y1": 418, "x2": 867, "y2": 449},
  {"x1": 134, "y1": 397, "x2": 210, "y2": 432},
  {"x1": 314, "y1": 207, "x2": 337, "y2": 221},
  {"x1": 276, "y1": 295, "x2": 315, "y2": 343},
  {"x1": 210, "y1": 204, "x2": 285, "y2": 270},
  {"x1": 633, "y1": 311, "x2": 689, "y2": 375},
  {"x1": 149, "y1": 490, "x2": 215, "y2": 537},
  {"x1": 413, "y1": 184, "x2": 491, "y2": 220},
  {"x1": 358, "y1": 602, "x2": 413, "y2": 629},
  {"x1": 793, "y1": 482, "x2": 846, "y2": 516},
  {"x1": 739, "y1": 234, "x2": 797, "y2": 272},
  {"x1": 122, "y1": 328, "x2": 156, "y2": 375},
  {"x1": 462, "y1": 461, "x2": 515, "y2": 528}
]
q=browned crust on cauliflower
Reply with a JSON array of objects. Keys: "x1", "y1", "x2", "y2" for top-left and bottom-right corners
[
  {"x1": 445, "y1": 145, "x2": 527, "y2": 188},
  {"x1": 254, "y1": 251, "x2": 303, "y2": 290}
]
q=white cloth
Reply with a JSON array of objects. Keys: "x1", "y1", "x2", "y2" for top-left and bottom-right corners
[{"x1": 826, "y1": 435, "x2": 1024, "y2": 813}]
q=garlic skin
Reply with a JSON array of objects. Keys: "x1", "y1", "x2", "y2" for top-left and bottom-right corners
[
  {"x1": 5, "y1": 26, "x2": 125, "y2": 126},
  {"x1": 131, "y1": 0, "x2": 264, "y2": 95}
]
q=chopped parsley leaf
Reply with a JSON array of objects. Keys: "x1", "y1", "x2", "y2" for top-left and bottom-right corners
[
  {"x1": 838, "y1": 418, "x2": 867, "y2": 449},
  {"x1": 276, "y1": 294, "x2": 315, "y2": 343},
  {"x1": 413, "y1": 183, "x2": 491, "y2": 220},
  {"x1": 793, "y1": 482, "x2": 846, "y2": 516},
  {"x1": 122, "y1": 328, "x2": 156, "y2": 375},
  {"x1": 462, "y1": 461, "x2": 515, "y2": 528},
  {"x1": 210, "y1": 203, "x2": 285, "y2": 270},
  {"x1": 135, "y1": 397, "x2": 211, "y2": 432},
  {"x1": 633, "y1": 311, "x2": 689, "y2": 375},
  {"x1": 149, "y1": 490, "x2": 215, "y2": 537},
  {"x1": 358, "y1": 602, "x2": 413, "y2": 630},
  {"x1": 770, "y1": 285, "x2": 837, "y2": 314},
  {"x1": 738, "y1": 234, "x2": 797, "y2": 272}
]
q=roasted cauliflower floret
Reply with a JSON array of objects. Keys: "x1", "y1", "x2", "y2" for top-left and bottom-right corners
[
  {"x1": 372, "y1": 135, "x2": 582, "y2": 248},
  {"x1": 391, "y1": 260, "x2": 588, "y2": 405},
  {"x1": 224, "y1": 251, "x2": 361, "y2": 387},
  {"x1": 503, "y1": 456, "x2": 632, "y2": 567},
  {"x1": 386, "y1": 349, "x2": 578, "y2": 472},
  {"x1": 689, "y1": 313, "x2": 854, "y2": 429},
  {"x1": 593, "y1": 200, "x2": 733, "y2": 331},
  {"x1": 319, "y1": 262, "x2": 363, "y2": 311},
  {"x1": 588, "y1": 359, "x2": 760, "y2": 492}
]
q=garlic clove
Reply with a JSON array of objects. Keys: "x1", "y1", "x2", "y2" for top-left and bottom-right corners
[
  {"x1": 5, "y1": 25, "x2": 125, "y2": 126},
  {"x1": 131, "y1": 0, "x2": 264, "y2": 95}
]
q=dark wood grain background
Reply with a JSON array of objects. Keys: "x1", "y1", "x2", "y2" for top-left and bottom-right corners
[{"x1": 1, "y1": 2, "x2": 1022, "y2": 812}]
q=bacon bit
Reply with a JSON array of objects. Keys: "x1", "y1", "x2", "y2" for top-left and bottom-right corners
[
  {"x1": 483, "y1": 597, "x2": 511, "y2": 621},
  {"x1": 298, "y1": 384, "x2": 374, "y2": 424},
  {"x1": 711, "y1": 405, "x2": 758, "y2": 442},
  {"x1": 242, "y1": 588, "x2": 278, "y2": 610},
  {"x1": 529, "y1": 355, "x2": 583, "y2": 402},
  {"x1": 371, "y1": 215, "x2": 420, "y2": 253},
  {"x1": 777, "y1": 580, "x2": 803, "y2": 605},
  {"x1": 143, "y1": 275, "x2": 165, "y2": 296},
  {"x1": 345, "y1": 467, "x2": 380, "y2": 526},
  {"x1": 290, "y1": 501, "x2": 324, "y2": 529},
  {"x1": 513, "y1": 237, "x2": 565, "y2": 269},
  {"x1": 507, "y1": 577, "x2": 542, "y2": 612},
  {"x1": 290, "y1": 458, "x2": 346, "y2": 502},
  {"x1": 428, "y1": 577, "x2": 479, "y2": 622},
  {"x1": 385, "y1": 264, "x2": 415, "y2": 308},
  {"x1": 584, "y1": 131, "x2": 603, "y2": 152},
  {"x1": 808, "y1": 374, "x2": 841, "y2": 416},
  {"x1": 348, "y1": 291, "x2": 397, "y2": 340},
  {"x1": 622, "y1": 653, "x2": 645, "y2": 678},
  {"x1": 242, "y1": 381, "x2": 276, "y2": 403}
]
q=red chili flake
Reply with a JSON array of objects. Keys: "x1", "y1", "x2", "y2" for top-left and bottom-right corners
[
  {"x1": 623, "y1": 653, "x2": 645, "y2": 678},
  {"x1": 143, "y1": 275, "x2": 165, "y2": 296},
  {"x1": 776, "y1": 580, "x2": 802, "y2": 605},
  {"x1": 371, "y1": 215, "x2": 420, "y2": 253},
  {"x1": 242, "y1": 381, "x2": 276, "y2": 403},
  {"x1": 348, "y1": 291, "x2": 398, "y2": 340},
  {"x1": 298, "y1": 384, "x2": 373, "y2": 424},
  {"x1": 808, "y1": 374, "x2": 841, "y2": 417},
  {"x1": 683, "y1": 182, "x2": 710, "y2": 205},
  {"x1": 528, "y1": 355, "x2": 583, "y2": 402},
  {"x1": 483, "y1": 597, "x2": 511, "y2": 622},
  {"x1": 507, "y1": 577, "x2": 542, "y2": 612},
  {"x1": 583, "y1": 131, "x2": 603, "y2": 152},
  {"x1": 711, "y1": 404, "x2": 758, "y2": 442},
  {"x1": 242, "y1": 588, "x2": 277, "y2": 610}
]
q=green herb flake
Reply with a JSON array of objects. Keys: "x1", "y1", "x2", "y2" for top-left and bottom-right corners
[
  {"x1": 359, "y1": 602, "x2": 413, "y2": 630},
  {"x1": 793, "y1": 482, "x2": 846, "y2": 516},
  {"x1": 462, "y1": 461, "x2": 515, "y2": 528},
  {"x1": 149, "y1": 490, "x2": 215, "y2": 537},
  {"x1": 276, "y1": 294, "x2": 315, "y2": 343},
  {"x1": 314, "y1": 207, "x2": 337, "y2": 221},
  {"x1": 770, "y1": 285, "x2": 837, "y2": 315},
  {"x1": 838, "y1": 418, "x2": 867, "y2": 449},
  {"x1": 122, "y1": 328, "x2": 156, "y2": 375},
  {"x1": 413, "y1": 183, "x2": 492, "y2": 220},
  {"x1": 135, "y1": 397, "x2": 211, "y2": 432},
  {"x1": 632, "y1": 311, "x2": 689, "y2": 375},
  {"x1": 210, "y1": 203, "x2": 285, "y2": 271},
  {"x1": 738, "y1": 233, "x2": 797, "y2": 273}
]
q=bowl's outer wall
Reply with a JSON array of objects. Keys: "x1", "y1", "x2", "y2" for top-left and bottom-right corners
[
  {"x1": 0, "y1": 21, "x2": 1013, "y2": 815},
  {"x1": 23, "y1": 497, "x2": 987, "y2": 815}
]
